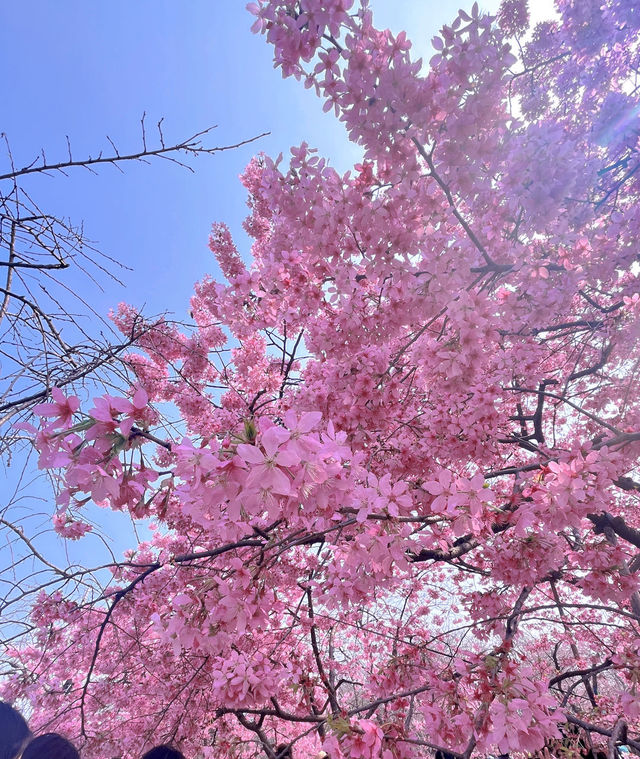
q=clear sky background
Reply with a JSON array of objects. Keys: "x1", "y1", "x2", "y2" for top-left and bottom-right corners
[{"x1": 0, "y1": 0, "x2": 553, "y2": 584}]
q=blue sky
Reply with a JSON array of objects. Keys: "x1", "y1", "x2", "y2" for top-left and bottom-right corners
[{"x1": 1, "y1": 1, "x2": 518, "y2": 574}]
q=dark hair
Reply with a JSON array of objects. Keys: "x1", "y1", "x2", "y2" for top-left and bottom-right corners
[
  {"x1": 141, "y1": 746, "x2": 184, "y2": 759},
  {"x1": 0, "y1": 702, "x2": 31, "y2": 759},
  {"x1": 21, "y1": 734, "x2": 79, "y2": 759}
]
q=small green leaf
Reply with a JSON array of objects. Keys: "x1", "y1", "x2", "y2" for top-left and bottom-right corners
[{"x1": 243, "y1": 418, "x2": 257, "y2": 442}]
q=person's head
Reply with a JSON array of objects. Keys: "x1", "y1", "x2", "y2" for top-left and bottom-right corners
[
  {"x1": 0, "y1": 702, "x2": 31, "y2": 759},
  {"x1": 21, "y1": 733, "x2": 79, "y2": 759},
  {"x1": 141, "y1": 746, "x2": 184, "y2": 759}
]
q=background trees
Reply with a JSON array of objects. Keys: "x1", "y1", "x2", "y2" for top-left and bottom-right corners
[
  {"x1": 3, "y1": 1, "x2": 640, "y2": 758},
  {"x1": 0, "y1": 122, "x2": 265, "y2": 442}
]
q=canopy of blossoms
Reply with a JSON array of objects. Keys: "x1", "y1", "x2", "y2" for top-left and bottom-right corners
[{"x1": 3, "y1": 1, "x2": 640, "y2": 757}]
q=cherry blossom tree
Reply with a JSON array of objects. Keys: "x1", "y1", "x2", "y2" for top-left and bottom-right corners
[{"x1": 3, "y1": 1, "x2": 640, "y2": 757}]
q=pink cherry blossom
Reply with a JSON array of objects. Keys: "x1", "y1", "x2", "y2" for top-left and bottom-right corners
[
  {"x1": 33, "y1": 387, "x2": 80, "y2": 427},
  {"x1": 7, "y1": 2, "x2": 640, "y2": 758}
]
